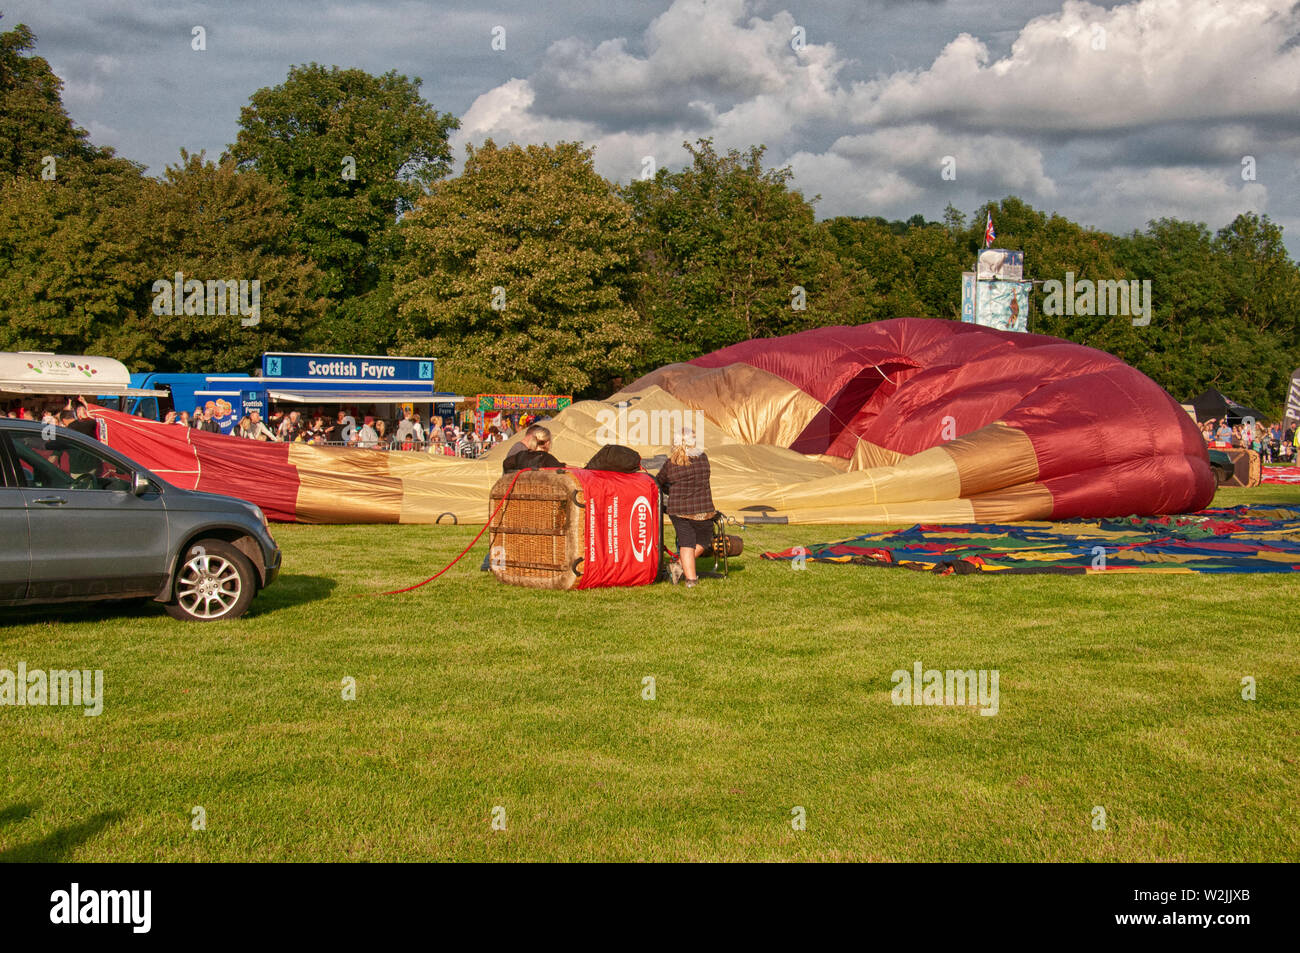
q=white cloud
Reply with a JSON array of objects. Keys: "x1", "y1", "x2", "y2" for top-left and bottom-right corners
[
  {"x1": 786, "y1": 125, "x2": 1057, "y2": 217},
  {"x1": 1060, "y1": 166, "x2": 1269, "y2": 232},
  {"x1": 852, "y1": 0, "x2": 1300, "y2": 132},
  {"x1": 23, "y1": 0, "x2": 1293, "y2": 248}
]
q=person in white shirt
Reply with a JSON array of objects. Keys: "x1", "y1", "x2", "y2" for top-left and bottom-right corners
[
  {"x1": 354, "y1": 416, "x2": 379, "y2": 448},
  {"x1": 394, "y1": 412, "x2": 417, "y2": 444},
  {"x1": 246, "y1": 410, "x2": 277, "y2": 441}
]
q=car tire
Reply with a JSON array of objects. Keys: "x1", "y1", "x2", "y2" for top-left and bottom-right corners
[{"x1": 165, "y1": 539, "x2": 257, "y2": 621}]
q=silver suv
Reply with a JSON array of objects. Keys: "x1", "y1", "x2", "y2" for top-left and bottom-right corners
[{"x1": 0, "y1": 419, "x2": 280, "y2": 621}]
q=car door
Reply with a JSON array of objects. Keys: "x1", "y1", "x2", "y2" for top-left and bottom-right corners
[
  {"x1": 0, "y1": 430, "x2": 31, "y2": 601},
  {"x1": 9, "y1": 428, "x2": 170, "y2": 600}
]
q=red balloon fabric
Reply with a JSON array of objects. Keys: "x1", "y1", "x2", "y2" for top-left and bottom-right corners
[{"x1": 624, "y1": 318, "x2": 1216, "y2": 520}]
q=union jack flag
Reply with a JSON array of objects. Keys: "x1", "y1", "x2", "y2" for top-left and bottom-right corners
[{"x1": 984, "y1": 211, "x2": 996, "y2": 247}]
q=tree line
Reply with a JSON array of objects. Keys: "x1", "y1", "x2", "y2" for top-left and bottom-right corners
[{"x1": 2, "y1": 21, "x2": 1297, "y2": 416}]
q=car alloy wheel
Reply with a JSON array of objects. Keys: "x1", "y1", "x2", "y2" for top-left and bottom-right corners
[{"x1": 166, "y1": 538, "x2": 258, "y2": 622}]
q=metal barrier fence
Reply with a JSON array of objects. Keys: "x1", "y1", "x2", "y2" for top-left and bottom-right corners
[{"x1": 309, "y1": 439, "x2": 483, "y2": 458}]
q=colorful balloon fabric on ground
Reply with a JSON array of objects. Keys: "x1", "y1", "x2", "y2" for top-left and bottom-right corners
[{"x1": 761, "y1": 506, "x2": 1300, "y2": 574}]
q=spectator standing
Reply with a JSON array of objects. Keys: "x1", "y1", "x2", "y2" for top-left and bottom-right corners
[
  {"x1": 395, "y1": 412, "x2": 416, "y2": 447},
  {"x1": 336, "y1": 410, "x2": 356, "y2": 445},
  {"x1": 68, "y1": 402, "x2": 98, "y2": 441},
  {"x1": 247, "y1": 410, "x2": 276, "y2": 441},
  {"x1": 277, "y1": 410, "x2": 302, "y2": 442},
  {"x1": 655, "y1": 428, "x2": 716, "y2": 589},
  {"x1": 354, "y1": 416, "x2": 379, "y2": 448}
]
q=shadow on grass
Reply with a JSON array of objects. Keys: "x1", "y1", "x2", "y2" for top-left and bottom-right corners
[
  {"x1": 0, "y1": 803, "x2": 38, "y2": 827},
  {"x1": 0, "y1": 598, "x2": 163, "y2": 627},
  {"x1": 247, "y1": 573, "x2": 336, "y2": 616},
  {"x1": 0, "y1": 805, "x2": 124, "y2": 862},
  {"x1": 0, "y1": 574, "x2": 336, "y2": 627}
]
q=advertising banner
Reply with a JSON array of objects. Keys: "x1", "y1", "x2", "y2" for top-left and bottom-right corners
[
  {"x1": 1285, "y1": 368, "x2": 1300, "y2": 426},
  {"x1": 977, "y1": 249, "x2": 1024, "y2": 280},
  {"x1": 573, "y1": 470, "x2": 660, "y2": 589},
  {"x1": 975, "y1": 279, "x2": 1031, "y2": 333},
  {"x1": 478, "y1": 394, "x2": 573, "y2": 413}
]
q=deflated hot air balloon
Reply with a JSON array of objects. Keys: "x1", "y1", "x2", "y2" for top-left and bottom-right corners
[
  {"x1": 614, "y1": 318, "x2": 1215, "y2": 523},
  {"x1": 93, "y1": 319, "x2": 1214, "y2": 524}
]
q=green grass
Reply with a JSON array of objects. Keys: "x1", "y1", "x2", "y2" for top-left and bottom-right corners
[{"x1": 2, "y1": 485, "x2": 1298, "y2": 861}]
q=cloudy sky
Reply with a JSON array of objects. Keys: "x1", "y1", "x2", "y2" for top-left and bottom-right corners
[{"x1": 8, "y1": 0, "x2": 1300, "y2": 251}]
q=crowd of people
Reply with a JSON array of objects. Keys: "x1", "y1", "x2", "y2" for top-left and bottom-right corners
[
  {"x1": 159, "y1": 401, "x2": 534, "y2": 459},
  {"x1": 2, "y1": 394, "x2": 551, "y2": 461},
  {"x1": 2, "y1": 396, "x2": 99, "y2": 439},
  {"x1": 1201, "y1": 418, "x2": 1298, "y2": 464}
]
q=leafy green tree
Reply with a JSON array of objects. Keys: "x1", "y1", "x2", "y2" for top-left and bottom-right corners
[
  {"x1": 231, "y1": 63, "x2": 459, "y2": 351},
  {"x1": 129, "y1": 151, "x2": 327, "y2": 371},
  {"x1": 0, "y1": 19, "x2": 160, "y2": 360},
  {"x1": 901, "y1": 225, "x2": 965, "y2": 319},
  {"x1": 821, "y1": 217, "x2": 916, "y2": 321},
  {"x1": 430, "y1": 358, "x2": 540, "y2": 404},
  {"x1": 0, "y1": 19, "x2": 99, "y2": 179},
  {"x1": 622, "y1": 139, "x2": 839, "y2": 367},
  {"x1": 0, "y1": 155, "x2": 153, "y2": 358},
  {"x1": 962, "y1": 197, "x2": 1145, "y2": 359},
  {"x1": 394, "y1": 140, "x2": 646, "y2": 396},
  {"x1": 1210, "y1": 213, "x2": 1300, "y2": 413},
  {"x1": 1112, "y1": 218, "x2": 1231, "y2": 402}
]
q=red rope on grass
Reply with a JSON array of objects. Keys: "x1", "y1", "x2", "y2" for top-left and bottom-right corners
[{"x1": 377, "y1": 470, "x2": 523, "y2": 596}]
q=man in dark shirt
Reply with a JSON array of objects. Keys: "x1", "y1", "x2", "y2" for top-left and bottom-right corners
[{"x1": 68, "y1": 400, "x2": 99, "y2": 441}]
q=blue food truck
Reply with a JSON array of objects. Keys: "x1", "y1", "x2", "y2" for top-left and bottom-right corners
[{"x1": 123, "y1": 352, "x2": 463, "y2": 435}]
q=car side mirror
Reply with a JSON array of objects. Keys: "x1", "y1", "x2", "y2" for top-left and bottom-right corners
[{"x1": 133, "y1": 473, "x2": 156, "y2": 496}]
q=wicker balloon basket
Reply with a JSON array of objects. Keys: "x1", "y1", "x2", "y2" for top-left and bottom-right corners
[{"x1": 487, "y1": 469, "x2": 586, "y2": 590}]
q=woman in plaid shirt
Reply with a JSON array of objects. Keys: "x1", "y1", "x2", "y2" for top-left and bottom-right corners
[{"x1": 656, "y1": 429, "x2": 715, "y2": 588}]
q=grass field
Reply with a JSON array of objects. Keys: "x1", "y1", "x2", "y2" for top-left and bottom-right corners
[{"x1": 2, "y1": 485, "x2": 1298, "y2": 862}]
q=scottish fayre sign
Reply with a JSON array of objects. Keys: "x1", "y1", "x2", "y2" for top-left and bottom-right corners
[{"x1": 262, "y1": 353, "x2": 435, "y2": 384}]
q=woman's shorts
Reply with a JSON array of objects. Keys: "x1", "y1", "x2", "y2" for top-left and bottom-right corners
[{"x1": 670, "y1": 515, "x2": 715, "y2": 551}]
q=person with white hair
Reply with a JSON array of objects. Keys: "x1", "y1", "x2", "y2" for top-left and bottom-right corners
[{"x1": 655, "y1": 428, "x2": 715, "y2": 589}]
